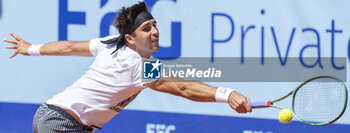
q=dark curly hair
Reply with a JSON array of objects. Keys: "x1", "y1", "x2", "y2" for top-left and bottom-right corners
[{"x1": 113, "y1": 2, "x2": 148, "y2": 36}]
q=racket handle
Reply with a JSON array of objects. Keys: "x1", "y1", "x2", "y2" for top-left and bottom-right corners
[{"x1": 249, "y1": 101, "x2": 271, "y2": 108}]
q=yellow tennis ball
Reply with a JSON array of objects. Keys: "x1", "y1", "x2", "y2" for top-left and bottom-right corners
[{"x1": 279, "y1": 109, "x2": 293, "y2": 123}]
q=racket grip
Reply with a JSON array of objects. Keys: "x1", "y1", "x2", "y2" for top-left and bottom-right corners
[{"x1": 249, "y1": 101, "x2": 271, "y2": 108}]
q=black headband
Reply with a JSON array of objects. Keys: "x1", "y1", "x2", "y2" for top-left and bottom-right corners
[
  {"x1": 123, "y1": 11, "x2": 154, "y2": 35},
  {"x1": 101, "y1": 11, "x2": 154, "y2": 55}
]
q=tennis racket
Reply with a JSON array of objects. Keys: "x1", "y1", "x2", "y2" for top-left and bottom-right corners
[{"x1": 249, "y1": 76, "x2": 348, "y2": 126}]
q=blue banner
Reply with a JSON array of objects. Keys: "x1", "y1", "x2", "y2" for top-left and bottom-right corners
[{"x1": 1, "y1": 102, "x2": 349, "y2": 133}]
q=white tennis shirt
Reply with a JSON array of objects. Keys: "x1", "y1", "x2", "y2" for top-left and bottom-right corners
[{"x1": 46, "y1": 35, "x2": 147, "y2": 126}]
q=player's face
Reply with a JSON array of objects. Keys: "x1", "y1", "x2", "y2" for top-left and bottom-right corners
[{"x1": 132, "y1": 19, "x2": 159, "y2": 53}]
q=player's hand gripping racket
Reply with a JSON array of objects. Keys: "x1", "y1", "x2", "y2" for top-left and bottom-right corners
[{"x1": 249, "y1": 76, "x2": 348, "y2": 126}]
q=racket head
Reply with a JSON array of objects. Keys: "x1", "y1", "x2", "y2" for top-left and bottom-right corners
[{"x1": 292, "y1": 76, "x2": 348, "y2": 126}]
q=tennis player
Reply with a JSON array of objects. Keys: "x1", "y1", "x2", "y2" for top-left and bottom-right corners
[{"x1": 4, "y1": 2, "x2": 251, "y2": 133}]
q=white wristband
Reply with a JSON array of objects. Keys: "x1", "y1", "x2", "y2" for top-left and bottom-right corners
[
  {"x1": 215, "y1": 87, "x2": 234, "y2": 103},
  {"x1": 28, "y1": 44, "x2": 43, "y2": 56}
]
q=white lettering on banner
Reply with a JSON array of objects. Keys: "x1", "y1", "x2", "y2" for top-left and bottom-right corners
[
  {"x1": 162, "y1": 68, "x2": 222, "y2": 78},
  {"x1": 243, "y1": 130, "x2": 273, "y2": 133},
  {"x1": 146, "y1": 123, "x2": 176, "y2": 133}
]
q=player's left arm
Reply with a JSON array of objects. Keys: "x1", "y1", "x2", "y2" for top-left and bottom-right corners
[{"x1": 144, "y1": 77, "x2": 252, "y2": 113}]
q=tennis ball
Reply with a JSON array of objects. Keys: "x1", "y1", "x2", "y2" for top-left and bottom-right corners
[{"x1": 279, "y1": 109, "x2": 293, "y2": 123}]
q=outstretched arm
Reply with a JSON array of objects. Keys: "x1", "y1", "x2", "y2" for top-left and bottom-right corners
[
  {"x1": 4, "y1": 32, "x2": 92, "y2": 58},
  {"x1": 144, "y1": 77, "x2": 252, "y2": 113}
]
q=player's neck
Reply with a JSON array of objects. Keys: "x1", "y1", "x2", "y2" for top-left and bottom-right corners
[
  {"x1": 135, "y1": 49, "x2": 152, "y2": 58},
  {"x1": 127, "y1": 44, "x2": 152, "y2": 58}
]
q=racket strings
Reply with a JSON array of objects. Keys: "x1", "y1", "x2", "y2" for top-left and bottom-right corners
[{"x1": 293, "y1": 78, "x2": 346, "y2": 124}]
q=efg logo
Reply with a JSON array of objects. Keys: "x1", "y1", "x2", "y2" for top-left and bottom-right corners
[
  {"x1": 143, "y1": 59, "x2": 162, "y2": 79},
  {"x1": 146, "y1": 123, "x2": 176, "y2": 133},
  {"x1": 58, "y1": 0, "x2": 181, "y2": 59}
]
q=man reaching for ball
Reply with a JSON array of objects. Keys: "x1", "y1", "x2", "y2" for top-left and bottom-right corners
[{"x1": 4, "y1": 2, "x2": 251, "y2": 133}]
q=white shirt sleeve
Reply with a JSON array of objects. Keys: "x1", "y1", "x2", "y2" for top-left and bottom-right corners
[
  {"x1": 132, "y1": 58, "x2": 159, "y2": 87},
  {"x1": 89, "y1": 38, "x2": 105, "y2": 57},
  {"x1": 89, "y1": 35, "x2": 120, "y2": 57}
]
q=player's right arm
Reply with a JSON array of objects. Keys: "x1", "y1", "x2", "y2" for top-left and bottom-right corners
[
  {"x1": 144, "y1": 77, "x2": 252, "y2": 113},
  {"x1": 3, "y1": 32, "x2": 93, "y2": 58}
]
